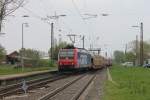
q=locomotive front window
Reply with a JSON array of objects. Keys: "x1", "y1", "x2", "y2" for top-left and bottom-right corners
[{"x1": 59, "y1": 50, "x2": 74, "y2": 59}]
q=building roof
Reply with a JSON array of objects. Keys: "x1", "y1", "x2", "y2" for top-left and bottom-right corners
[{"x1": 7, "y1": 51, "x2": 19, "y2": 58}]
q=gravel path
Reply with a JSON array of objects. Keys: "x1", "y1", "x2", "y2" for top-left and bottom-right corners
[
  {"x1": 3, "y1": 69, "x2": 107, "y2": 100},
  {"x1": 82, "y1": 69, "x2": 107, "y2": 100},
  {"x1": 3, "y1": 75, "x2": 82, "y2": 100},
  {"x1": 49, "y1": 74, "x2": 93, "y2": 100}
]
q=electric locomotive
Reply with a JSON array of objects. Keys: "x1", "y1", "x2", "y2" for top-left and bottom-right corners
[{"x1": 58, "y1": 47, "x2": 92, "y2": 71}]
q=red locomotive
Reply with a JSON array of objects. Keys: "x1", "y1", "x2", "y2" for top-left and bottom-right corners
[{"x1": 58, "y1": 48, "x2": 92, "y2": 71}]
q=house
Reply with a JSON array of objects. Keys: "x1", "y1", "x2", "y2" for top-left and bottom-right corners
[{"x1": 6, "y1": 51, "x2": 19, "y2": 65}]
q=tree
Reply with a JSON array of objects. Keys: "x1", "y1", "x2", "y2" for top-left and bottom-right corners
[
  {"x1": 49, "y1": 42, "x2": 69, "y2": 60},
  {"x1": 19, "y1": 48, "x2": 41, "y2": 66},
  {"x1": 0, "y1": 0, "x2": 25, "y2": 31},
  {"x1": 113, "y1": 40, "x2": 150, "y2": 64},
  {"x1": 143, "y1": 41, "x2": 150, "y2": 59},
  {"x1": 128, "y1": 40, "x2": 150, "y2": 61},
  {"x1": 113, "y1": 50, "x2": 125, "y2": 63},
  {"x1": 0, "y1": 44, "x2": 6, "y2": 63},
  {"x1": 125, "y1": 52, "x2": 136, "y2": 63}
]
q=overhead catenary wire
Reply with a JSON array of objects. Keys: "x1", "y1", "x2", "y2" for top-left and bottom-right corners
[
  {"x1": 38, "y1": 0, "x2": 49, "y2": 14},
  {"x1": 71, "y1": 0, "x2": 95, "y2": 49},
  {"x1": 71, "y1": 0, "x2": 85, "y2": 21},
  {"x1": 21, "y1": 6, "x2": 51, "y2": 25},
  {"x1": 31, "y1": 0, "x2": 68, "y2": 41},
  {"x1": 22, "y1": 0, "x2": 93, "y2": 48},
  {"x1": 21, "y1": 1, "x2": 73, "y2": 46},
  {"x1": 22, "y1": 0, "x2": 90, "y2": 47}
]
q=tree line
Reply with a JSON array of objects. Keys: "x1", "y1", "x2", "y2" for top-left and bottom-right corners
[
  {"x1": 113, "y1": 40, "x2": 150, "y2": 65},
  {"x1": 0, "y1": 41, "x2": 70, "y2": 67}
]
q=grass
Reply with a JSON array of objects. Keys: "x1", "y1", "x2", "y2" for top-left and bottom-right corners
[
  {"x1": 0, "y1": 64, "x2": 57, "y2": 75},
  {"x1": 103, "y1": 65, "x2": 150, "y2": 100}
]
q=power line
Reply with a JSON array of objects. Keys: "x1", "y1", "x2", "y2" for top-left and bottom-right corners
[
  {"x1": 71, "y1": 0, "x2": 94, "y2": 48},
  {"x1": 61, "y1": 20, "x2": 73, "y2": 33},
  {"x1": 22, "y1": 7, "x2": 42, "y2": 19},
  {"x1": 71, "y1": 0, "x2": 85, "y2": 20},
  {"x1": 38, "y1": 0, "x2": 49, "y2": 13},
  {"x1": 21, "y1": 7, "x2": 51, "y2": 25},
  {"x1": 39, "y1": 0, "x2": 54, "y2": 12}
]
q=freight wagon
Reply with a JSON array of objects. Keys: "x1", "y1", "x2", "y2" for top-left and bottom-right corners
[{"x1": 91, "y1": 55, "x2": 106, "y2": 69}]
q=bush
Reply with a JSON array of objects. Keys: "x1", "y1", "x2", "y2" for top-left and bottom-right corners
[
  {"x1": 35, "y1": 59, "x2": 56, "y2": 67},
  {"x1": 49, "y1": 60, "x2": 56, "y2": 67},
  {"x1": 38, "y1": 59, "x2": 49, "y2": 67},
  {"x1": 0, "y1": 45, "x2": 6, "y2": 63}
]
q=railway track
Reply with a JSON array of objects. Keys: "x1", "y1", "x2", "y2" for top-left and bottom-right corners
[
  {"x1": 39, "y1": 71, "x2": 97, "y2": 100},
  {"x1": 0, "y1": 72, "x2": 68, "y2": 99},
  {"x1": 2, "y1": 70, "x2": 99, "y2": 100}
]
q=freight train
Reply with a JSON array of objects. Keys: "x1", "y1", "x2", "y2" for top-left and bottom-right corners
[{"x1": 58, "y1": 47, "x2": 112, "y2": 71}]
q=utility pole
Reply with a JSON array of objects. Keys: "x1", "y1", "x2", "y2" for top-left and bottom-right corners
[
  {"x1": 125, "y1": 44, "x2": 127, "y2": 55},
  {"x1": 59, "y1": 34, "x2": 62, "y2": 44},
  {"x1": 20, "y1": 15, "x2": 29, "y2": 71},
  {"x1": 21, "y1": 23, "x2": 28, "y2": 71},
  {"x1": 21, "y1": 23, "x2": 24, "y2": 71},
  {"x1": 140, "y1": 22, "x2": 144, "y2": 66},
  {"x1": 90, "y1": 44, "x2": 92, "y2": 50},
  {"x1": 105, "y1": 52, "x2": 107, "y2": 58},
  {"x1": 132, "y1": 22, "x2": 144, "y2": 66},
  {"x1": 82, "y1": 35, "x2": 85, "y2": 49},
  {"x1": 124, "y1": 44, "x2": 127, "y2": 61},
  {"x1": 51, "y1": 23, "x2": 54, "y2": 60},
  {"x1": 136, "y1": 35, "x2": 138, "y2": 65}
]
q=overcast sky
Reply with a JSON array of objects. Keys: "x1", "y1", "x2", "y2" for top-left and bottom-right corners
[{"x1": 1, "y1": 0, "x2": 150, "y2": 56}]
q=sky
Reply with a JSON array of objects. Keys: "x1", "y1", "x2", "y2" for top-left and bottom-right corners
[{"x1": 1, "y1": 0, "x2": 150, "y2": 57}]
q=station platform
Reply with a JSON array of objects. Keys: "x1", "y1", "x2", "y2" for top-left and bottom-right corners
[{"x1": 0, "y1": 70, "x2": 55, "y2": 81}]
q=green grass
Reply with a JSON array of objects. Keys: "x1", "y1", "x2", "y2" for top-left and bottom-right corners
[
  {"x1": 0, "y1": 64, "x2": 57, "y2": 75},
  {"x1": 103, "y1": 65, "x2": 150, "y2": 100}
]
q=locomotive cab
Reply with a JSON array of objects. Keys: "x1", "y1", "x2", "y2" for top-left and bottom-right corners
[{"x1": 58, "y1": 49, "x2": 78, "y2": 71}]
